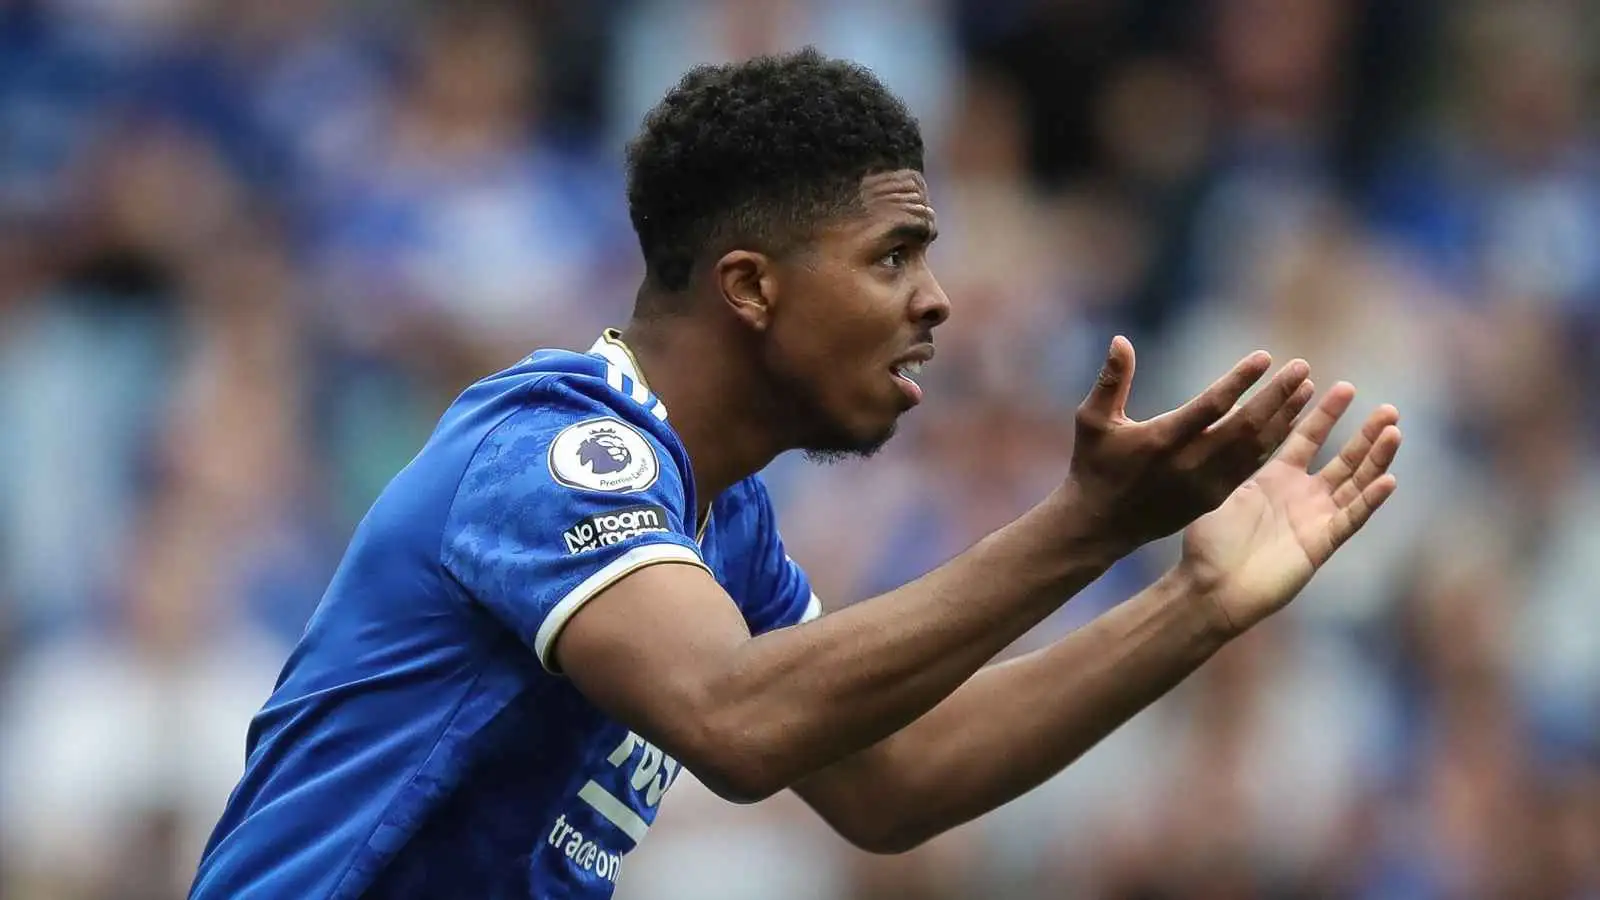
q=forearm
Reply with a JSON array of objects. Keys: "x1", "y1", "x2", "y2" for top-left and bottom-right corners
[
  {"x1": 797, "y1": 566, "x2": 1229, "y2": 850},
  {"x1": 689, "y1": 487, "x2": 1128, "y2": 798}
]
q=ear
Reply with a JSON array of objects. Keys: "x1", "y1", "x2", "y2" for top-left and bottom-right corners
[{"x1": 712, "y1": 249, "x2": 778, "y2": 332}]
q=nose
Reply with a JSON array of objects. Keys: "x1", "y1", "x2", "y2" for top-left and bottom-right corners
[{"x1": 911, "y1": 272, "x2": 951, "y2": 329}]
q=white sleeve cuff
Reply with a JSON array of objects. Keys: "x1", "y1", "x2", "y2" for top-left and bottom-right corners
[
  {"x1": 800, "y1": 592, "x2": 823, "y2": 623},
  {"x1": 535, "y1": 542, "x2": 710, "y2": 673}
]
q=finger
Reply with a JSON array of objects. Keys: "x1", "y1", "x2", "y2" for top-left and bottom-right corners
[
  {"x1": 1080, "y1": 336, "x2": 1136, "y2": 421},
  {"x1": 1206, "y1": 357, "x2": 1310, "y2": 434},
  {"x1": 1256, "y1": 379, "x2": 1316, "y2": 460},
  {"x1": 1151, "y1": 350, "x2": 1273, "y2": 442},
  {"x1": 1328, "y1": 473, "x2": 1398, "y2": 551},
  {"x1": 1319, "y1": 404, "x2": 1401, "y2": 489},
  {"x1": 1277, "y1": 382, "x2": 1356, "y2": 469},
  {"x1": 1332, "y1": 425, "x2": 1403, "y2": 507}
]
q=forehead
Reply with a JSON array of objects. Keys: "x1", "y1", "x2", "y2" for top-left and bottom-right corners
[{"x1": 854, "y1": 169, "x2": 935, "y2": 231}]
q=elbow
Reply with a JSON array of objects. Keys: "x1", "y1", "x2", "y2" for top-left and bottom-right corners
[
  {"x1": 690, "y1": 753, "x2": 784, "y2": 806},
  {"x1": 829, "y1": 794, "x2": 941, "y2": 856},
  {"x1": 838, "y1": 822, "x2": 931, "y2": 856},
  {"x1": 810, "y1": 769, "x2": 937, "y2": 855},
  {"x1": 645, "y1": 671, "x2": 800, "y2": 804},
  {"x1": 673, "y1": 711, "x2": 792, "y2": 805},
  {"x1": 817, "y1": 799, "x2": 938, "y2": 855}
]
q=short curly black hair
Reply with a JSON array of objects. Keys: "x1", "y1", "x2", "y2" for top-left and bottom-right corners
[{"x1": 625, "y1": 47, "x2": 925, "y2": 299}]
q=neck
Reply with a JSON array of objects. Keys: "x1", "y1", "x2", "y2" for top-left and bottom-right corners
[{"x1": 620, "y1": 315, "x2": 786, "y2": 509}]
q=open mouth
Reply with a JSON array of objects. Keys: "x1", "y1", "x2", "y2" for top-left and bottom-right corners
[
  {"x1": 890, "y1": 359, "x2": 925, "y2": 405},
  {"x1": 890, "y1": 359, "x2": 924, "y2": 385}
]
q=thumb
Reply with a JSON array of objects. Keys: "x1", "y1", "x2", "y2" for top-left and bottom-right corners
[{"x1": 1082, "y1": 335, "x2": 1136, "y2": 419}]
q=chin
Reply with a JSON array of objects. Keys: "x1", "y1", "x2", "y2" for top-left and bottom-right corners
[{"x1": 801, "y1": 418, "x2": 898, "y2": 465}]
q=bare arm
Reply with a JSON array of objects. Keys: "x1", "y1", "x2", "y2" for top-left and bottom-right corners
[
  {"x1": 794, "y1": 568, "x2": 1224, "y2": 852},
  {"x1": 793, "y1": 384, "x2": 1403, "y2": 852},
  {"x1": 557, "y1": 488, "x2": 1120, "y2": 802},
  {"x1": 555, "y1": 342, "x2": 1312, "y2": 802}
]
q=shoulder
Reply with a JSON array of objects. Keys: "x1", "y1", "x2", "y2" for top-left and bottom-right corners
[
  {"x1": 467, "y1": 347, "x2": 665, "y2": 428},
  {"x1": 444, "y1": 350, "x2": 692, "y2": 526},
  {"x1": 516, "y1": 347, "x2": 670, "y2": 426},
  {"x1": 464, "y1": 350, "x2": 682, "y2": 484}
]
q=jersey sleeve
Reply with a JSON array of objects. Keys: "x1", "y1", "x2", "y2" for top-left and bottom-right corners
[
  {"x1": 730, "y1": 478, "x2": 823, "y2": 635},
  {"x1": 441, "y1": 382, "x2": 709, "y2": 672}
]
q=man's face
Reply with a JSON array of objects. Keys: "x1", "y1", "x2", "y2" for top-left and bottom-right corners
[{"x1": 762, "y1": 170, "x2": 950, "y2": 459}]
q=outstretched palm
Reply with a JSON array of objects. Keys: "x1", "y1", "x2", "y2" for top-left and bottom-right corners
[{"x1": 1181, "y1": 383, "x2": 1402, "y2": 637}]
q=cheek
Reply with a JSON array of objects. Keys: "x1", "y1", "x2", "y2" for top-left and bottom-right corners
[
  {"x1": 815, "y1": 277, "x2": 899, "y2": 351},
  {"x1": 769, "y1": 269, "x2": 898, "y2": 388},
  {"x1": 761, "y1": 319, "x2": 856, "y2": 420},
  {"x1": 778, "y1": 316, "x2": 880, "y2": 393},
  {"x1": 767, "y1": 293, "x2": 838, "y2": 368},
  {"x1": 759, "y1": 318, "x2": 825, "y2": 401}
]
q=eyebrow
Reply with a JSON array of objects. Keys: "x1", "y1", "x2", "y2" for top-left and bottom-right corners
[{"x1": 881, "y1": 221, "x2": 938, "y2": 246}]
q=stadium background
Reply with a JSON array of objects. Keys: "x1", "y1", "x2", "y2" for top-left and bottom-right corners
[{"x1": 1, "y1": 0, "x2": 1597, "y2": 897}]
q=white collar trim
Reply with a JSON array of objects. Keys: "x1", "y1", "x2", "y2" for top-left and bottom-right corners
[
  {"x1": 589, "y1": 329, "x2": 643, "y2": 386},
  {"x1": 589, "y1": 329, "x2": 669, "y2": 422}
]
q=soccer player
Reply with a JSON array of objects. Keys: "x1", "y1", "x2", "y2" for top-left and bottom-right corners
[{"x1": 190, "y1": 48, "x2": 1401, "y2": 899}]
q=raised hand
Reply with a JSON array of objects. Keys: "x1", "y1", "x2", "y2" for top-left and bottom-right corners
[
  {"x1": 1178, "y1": 382, "x2": 1402, "y2": 637},
  {"x1": 1066, "y1": 336, "x2": 1316, "y2": 548}
]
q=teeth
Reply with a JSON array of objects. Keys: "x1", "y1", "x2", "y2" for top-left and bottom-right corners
[{"x1": 893, "y1": 358, "x2": 927, "y2": 386}]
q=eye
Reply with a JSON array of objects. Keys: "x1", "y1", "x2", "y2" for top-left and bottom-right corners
[{"x1": 880, "y1": 246, "x2": 909, "y2": 269}]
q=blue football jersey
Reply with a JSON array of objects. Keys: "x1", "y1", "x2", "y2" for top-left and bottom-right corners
[{"x1": 190, "y1": 331, "x2": 821, "y2": 900}]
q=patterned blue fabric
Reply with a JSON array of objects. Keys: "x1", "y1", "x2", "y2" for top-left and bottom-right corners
[{"x1": 191, "y1": 339, "x2": 817, "y2": 899}]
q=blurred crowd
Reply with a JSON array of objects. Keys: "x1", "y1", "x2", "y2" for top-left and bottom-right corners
[{"x1": 1, "y1": 0, "x2": 1597, "y2": 898}]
